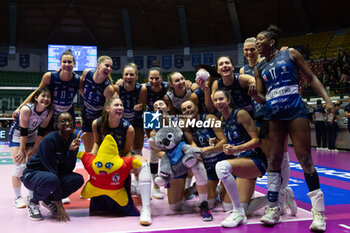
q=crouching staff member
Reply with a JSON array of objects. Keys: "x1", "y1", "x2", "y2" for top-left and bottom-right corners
[{"x1": 21, "y1": 112, "x2": 84, "y2": 222}]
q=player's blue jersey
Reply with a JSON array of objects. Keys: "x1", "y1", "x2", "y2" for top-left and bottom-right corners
[
  {"x1": 82, "y1": 70, "x2": 111, "y2": 118},
  {"x1": 191, "y1": 114, "x2": 216, "y2": 147},
  {"x1": 222, "y1": 109, "x2": 253, "y2": 158},
  {"x1": 256, "y1": 50, "x2": 308, "y2": 120},
  {"x1": 217, "y1": 73, "x2": 253, "y2": 115},
  {"x1": 222, "y1": 109, "x2": 251, "y2": 146},
  {"x1": 242, "y1": 64, "x2": 265, "y2": 119},
  {"x1": 49, "y1": 71, "x2": 80, "y2": 119},
  {"x1": 96, "y1": 117, "x2": 130, "y2": 156},
  {"x1": 146, "y1": 81, "x2": 169, "y2": 111},
  {"x1": 119, "y1": 83, "x2": 142, "y2": 124},
  {"x1": 193, "y1": 88, "x2": 208, "y2": 114}
]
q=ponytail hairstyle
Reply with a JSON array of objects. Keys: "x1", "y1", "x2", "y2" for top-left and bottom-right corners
[
  {"x1": 60, "y1": 49, "x2": 75, "y2": 63},
  {"x1": 167, "y1": 72, "x2": 182, "y2": 91},
  {"x1": 260, "y1": 24, "x2": 282, "y2": 48},
  {"x1": 97, "y1": 55, "x2": 113, "y2": 84},
  {"x1": 148, "y1": 66, "x2": 162, "y2": 79},
  {"x1": 124, "y1": 63, "x2": 138, "y2": 75}
]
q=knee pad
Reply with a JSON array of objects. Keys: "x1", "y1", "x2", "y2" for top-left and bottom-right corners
[
  {"x1": 169, "y1": 199, "x2": 184, "y2": 211},
  {"x1": 215, "y1": 160, "x2": 233, "y2": 182},
  {"x1": 191, "y1": 162, "x2": 208, "y2": 186},
  {"x1": 138, "y1": 162, "x2": 151, "y2": 184},
  {"x1": 149, "y1": 149, "x2": 159, "y2": 164},
  {"x1": 13, "y1": 164, "x2": 26, "y2": 178}
]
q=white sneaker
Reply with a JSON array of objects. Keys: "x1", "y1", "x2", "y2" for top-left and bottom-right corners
[
  {"x1": 152, "y1": 185, "x2": 164, "y2": 199},
  {"x1": 139, "y1": 205, "x2": 152, "y2": 226},
  {"x1": 14, "y1": 196, "x2": 26, "y2": 208},
  {"x1": 310, "y1": 209, "x2": 326, "y2": 232},
  {"x1": 221, "y1": 209, "x2": 247, "y2": 228},
  {"x1": 62, "y1": 197, "x2": 71, "y2": 204},
  {"x1": 261, "y1": 206, "x2": 282, "y2": 225},
  {"x1": 27, "y1": 202, "x2": 42, "y2": 221},
  {"x1": 284, "y1": 187, "x2": 298, "y2": 216}
]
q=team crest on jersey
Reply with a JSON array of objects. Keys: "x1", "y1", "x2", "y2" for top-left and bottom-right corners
[
  {"x1": 112, "y1": 173, "x2": 120, "y2": 183},
  {"x1": 281, "y1": 66, "x2": 287, "y2": 72}
]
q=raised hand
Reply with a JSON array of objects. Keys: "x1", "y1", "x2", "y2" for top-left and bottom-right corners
[{"x1": 70, "y1": 130, "x2": 86, "y2": 151}]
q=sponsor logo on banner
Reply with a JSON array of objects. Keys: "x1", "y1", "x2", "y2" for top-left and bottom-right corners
[
  {"x1": 19, "y1": 54, "x2": 30, "y2": 69},
  {"x1": 111, "y1": 56, "x2": 120, "y2": 71},
  {"x1": 174, "y1": 55, "x2": 184, "y2": 69}
]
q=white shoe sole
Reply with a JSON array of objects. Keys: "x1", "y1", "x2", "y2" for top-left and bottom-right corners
[
  {"x1": 261, "y1": 216, "x2": 282, "y2": 225},
  {"x1": 139, "y1": 219, "x2": 152, "y2": 226},
  {"x1": 221, "y1": 218, "x2": 247, "y2": 228},
  {"x1": 310, "y1": 224, "x2": 326, "y2": 232},
  {"x1": 14, "y1": 203, "x2": 27, "y2": 208}
]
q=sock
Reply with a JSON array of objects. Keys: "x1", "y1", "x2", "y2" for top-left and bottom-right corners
[
  {"x1": 198, "y1": 193, "x2": 208, "y2": 203},
  {"x1": 241, "y1": 202, "x2": 248, "y2": 214},
  {"x1": 307, "y1": 189, "x2": 325, "y2": 212},
  {"x1": 138, "y1": 162, "x2": 151, "y2": 208},
  {"x1": 222, "y1": 201, "x2": 233, "y2": 212},
  {"x1": 150, "y1": 163, "x2": 158, "y2": 175},
  {"x1": 281, "y1": 152, "x2": 290, "y2": 189},
  {"x1": 267, "y1": 171, "x2": 282, "y2": 208},
  {"x1": 185, "y1": 177, "x2": 192, "y2": 189},
  {"x1": 304, "y1": 170, "x2": 320, "y2": 192},
  {"x1": 207, "y1": 198, "x2": 215, "y2": 209},
  {"x1": 14, "y1": 187, "x2": 21, "y2": 198}
]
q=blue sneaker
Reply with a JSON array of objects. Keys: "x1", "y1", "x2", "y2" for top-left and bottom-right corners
[{"x1": 199, "y1": 201, "x2": 213, "y2": 221}]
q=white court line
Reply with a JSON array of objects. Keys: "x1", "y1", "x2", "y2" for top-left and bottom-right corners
[
  {"x1": 339, "y1": 224, "x2": 350, "y2": 229},
  {"x1": 103, "y1": 206, "x2": 314, "y2": 233},
  {"x1": 103, "y1": 216, "x2": 315, "y2": 233}
]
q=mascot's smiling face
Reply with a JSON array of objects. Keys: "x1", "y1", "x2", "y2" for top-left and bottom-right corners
[{"x1": 92, "y1": 135, "x2": 123, "y2": 175}]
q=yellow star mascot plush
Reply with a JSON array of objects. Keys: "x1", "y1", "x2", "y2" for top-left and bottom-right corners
[{"x1": 77, "y1": 134, "x2": 141, "y2": 215}]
